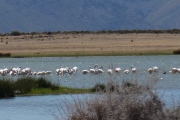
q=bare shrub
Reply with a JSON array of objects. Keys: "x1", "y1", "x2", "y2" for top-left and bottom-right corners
[
  {"x1": 0, "y1": 53, "x2": 3, "y2": 57},
  {"x1": 10, "y1": 31, "x2": 21, "y2": 36},
  {"x1": 2, "y1": 53, "x2": 11, "y2": 57},
  {"x1": 173, "y1": 49, "x2": 180, "y2": 54},
  {"x1": 56, "y1": 76, "x2": 180, "y2": 120}
]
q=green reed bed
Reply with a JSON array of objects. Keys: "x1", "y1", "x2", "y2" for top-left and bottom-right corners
[
  {"x1": 0, "y1": 77, "x2": 91, "y2": 98},
  {"x1": 0, "y1": 79, "x2": 15, "y2": 98}
]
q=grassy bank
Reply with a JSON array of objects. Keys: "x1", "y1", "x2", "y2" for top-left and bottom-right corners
[
  {"x1": 0, "y1": 77, "x2": 91, "y2": 98},
  {"x1": 28, "y1": 87, "x2": 90, "y2": 95}
]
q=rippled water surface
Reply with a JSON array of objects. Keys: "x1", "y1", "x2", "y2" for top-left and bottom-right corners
[{"x1": 0, "y1": 56, "x2": 180, "y2": 120}]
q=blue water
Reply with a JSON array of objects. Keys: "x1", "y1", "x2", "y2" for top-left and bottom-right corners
[
  {"x1": 0, "y1": 56, "x2": 180, "y2": 120},
  {"x1": 0, "y1": 55, "x2": 180, "y2": 89},
  {"x1": 0, "y1": 94, "x2": 90, "y2": 120}
]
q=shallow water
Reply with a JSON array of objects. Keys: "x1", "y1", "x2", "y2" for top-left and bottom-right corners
[
  {"x1": 0, "y1": 91, "x2": 180, "y2": 120},
  {"x1": 0, "y1": 55, "x2": 180, "y2": 89},
  {"x1": 0, "y1": 94, "x2": 89, "y2": 120},
  {"x1": 0, "y1": 55, "x2": 180, "y2": 120}
]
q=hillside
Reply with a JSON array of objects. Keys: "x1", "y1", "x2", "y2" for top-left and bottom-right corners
[{"x1": 0, "y1": 0, "x2": 180, "y2": 33}]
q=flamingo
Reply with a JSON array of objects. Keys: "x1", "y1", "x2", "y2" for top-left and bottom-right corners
[
  {"x1": 89, "y1": 66, "x2": 96, "y2": 74},
  {"x1": 93, "y1": 65, "x2": 104, "y2": 74},
  {"x1": 131, "y1": 66, "x2": 136, "y2": 73},
  {"x1": 0, "y1": 70, "x2": 7, "y2": 76},
  {"x1": 37, "y1": 71, "x2": 46, "y2": 75},
  {"x1": 24, "y1": 67, "x2": 32, "y2": 73},
  {"x1": 59, "y1": 67, "x2": 69, "y2": 75},
  {"x1": 11, "y1": 67, "x2": 19, "y2": 73},
  {"x1": 107, "y1": 69, "x2": 113, "y2": 74},
  {"x1": 45, "y1": 71, "x2": 52, "y2": 75},
  {"x1": 9, "y1": 71, "x2": 16, "y2": 76},
  {"x1": 171, "y1": 68, "x2": 178, "y2": 74},
  {"x1": 56, "y1": 69, "x2": 60, "y2": 74},
  {"x1": 148, "y1": 68, "x2": 153, "y2": 73},
  {"x1": 97, "y1": 68, "x2": 104, "y2": 74},
  {"x1": 32, "y1": 72, "x2": 37, "y2": 75},
  {"x1": 82, "y1": 70, "x2": 89, "y2": 74},
  {"x1": 124, "y1": 69, "x2": 129, "y2": 74},
  {"x1": 93, "y1": 64, "x2": 99, "y2": 74},
  {"x1": 72, "y1": 66, "x2": 78, "y2": 73},
  {"x1": 96, "y1": 66, "x2": 104, "y2": 74},
  {"x1": 68, "y1": 68, "x2": 76, "y2": 75},
  {"x1": 177, "y1": 68, "x2": 180, "y2": 73},
  {"x1": 114, "y1": 67, "x2": 121, "y2": 73},
  {"x1": 0, "y1": 68, "x2": 9, "y2": 76},
  {"x1": 152, "y1": 66, "x2": 158, "y2": 72}
]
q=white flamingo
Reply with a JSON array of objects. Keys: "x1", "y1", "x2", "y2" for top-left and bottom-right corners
[
  {"x1": 131, "y1": 66, "x2": 136, "y2": 73},
  {"x1": 72, "y1": 66, "x2": 78, "y2": 73},
  {"x1": 32, "y1": 72, "x2": 37, "y2": 75},
  {"x1": 82, "y1": 70, "x2": 89, "y2": 74},
  {"x1": 171, "y1": 68, "x2": 178, "y2": 74},
  {"x1": 0, "y1": 68, "x2": 9, "y2": 76},
  {"x1": 23, "y1": 67, "x2": 32, "y2": 73},
  {"x1": 177, "y1": 68, "x2": 180, "y2": 73},
  {"x1": 124, "y1": 69, "x2": 129, "y2": 74},
  {"x1": 97, "y1": 69, "x2": 104, "y2": 74},
  {"x1": 45, "y1": 71, "x2": 52, "y2": 75},
  {"x1": 9, "y1": 71, "x2": 16, "y2": 76},
  {"x1": 37, "y1": 71, "x2": 46, "y2": 75},
  {"x1": 96, "y1": 66, "x2": 104, "y2": 74},
  {"x1": 148, "y1": 68, "x2": 153, "y2": 73},
  {"x1": 107, "y1": 69, "x2": 113, "y2": 74},
  {"x1": 56, "y1": 69, "x2": 60, "y2": 74},
  {"x1": 89, "y1": 66, "x2": 96, "y2": 74},
  {"x1": 93, "y1": 65, "x2": 104, "y2": 74},
  {"x1": 152, "y1": 66, "x2": 158, "y2": 72},
  {"x1": 114, "y1": 67, "x2": 121, "y2": 73}
]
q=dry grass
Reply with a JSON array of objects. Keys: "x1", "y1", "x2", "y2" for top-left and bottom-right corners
[
  {"x1": 56, "y1": 76, "x2": 180, "y2": 120},
  {"x1": 1, "y1": 33, "x2": 180, "y2": 56}
]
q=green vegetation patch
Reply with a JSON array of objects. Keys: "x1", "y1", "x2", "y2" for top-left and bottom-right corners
[
  {"x1": 0, "y1": 80, "x2": 15, "y2": 98},
  {"x1": 0, "y1": 77, "x2": 91, "y2": 98},
  {"x1": 29, "y1": 87, "x2": 91, "y2": 95}
]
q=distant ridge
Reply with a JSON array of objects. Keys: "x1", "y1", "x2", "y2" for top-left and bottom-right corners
[{"x1": 0, "y1": 0, "x2": 180, "y2": 33}]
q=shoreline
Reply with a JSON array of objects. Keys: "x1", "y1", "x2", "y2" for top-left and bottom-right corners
[{"x1": 1, "y1": 50, "x2": 175, "y2": 58}]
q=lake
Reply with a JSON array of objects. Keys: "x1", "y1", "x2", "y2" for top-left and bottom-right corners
[{"x1": 0, "y1": 55, "x2": 180, "y2": 120}]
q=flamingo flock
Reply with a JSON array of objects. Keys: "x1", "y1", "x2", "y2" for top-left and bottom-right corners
[
  {"x1": 0, "y1": 64, "x2": 180, "y2": 77},
  {"x1": 56, "y1": 66, "x2": 78, "y2": 75},
  {"x1": 0, "y1": 67, "x2": 52, "y2": 76},
  {"x1": 81, "y1": 64, "x2": 134, "y2": 75}
]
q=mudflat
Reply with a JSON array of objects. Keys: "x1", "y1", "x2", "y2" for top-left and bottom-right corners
[{"x1": 0, "y1": 33, "x2": 180, "y2": 56}]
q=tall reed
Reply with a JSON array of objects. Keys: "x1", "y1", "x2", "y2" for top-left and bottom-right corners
[
  {"x1": 0, "y1": 79, "x2": 15, "y2": 98},
  {"x1": 0, "y1": 77, "x2": 59, "y2": 98}
]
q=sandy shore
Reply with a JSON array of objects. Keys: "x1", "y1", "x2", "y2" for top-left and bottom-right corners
[{"x1": 0, "y1": 33, "x2": 180, "y2": 57}]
